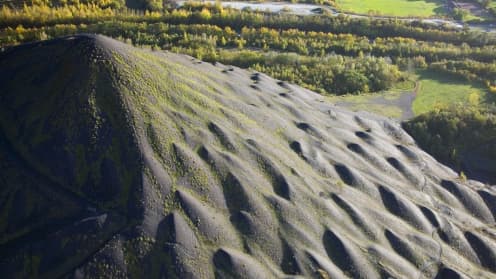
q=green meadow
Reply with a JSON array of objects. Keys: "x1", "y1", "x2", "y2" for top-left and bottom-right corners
[
  {"x1": 412, "y1": 71, "x2": 489, "y2": 115},
  {"x1": 335, "y1": 0, "x2": 446, "y2": 17}
]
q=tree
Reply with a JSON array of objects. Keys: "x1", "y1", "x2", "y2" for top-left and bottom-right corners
[
  {"x1": 335, "y1": 70, "x2": 369, "y2": 94},
  {"x1": 481, "y1": 0, "x2": 491, "y2": 9},
  {"x1": 453, "y1": 8, "x2": 469, "y2": 21}
]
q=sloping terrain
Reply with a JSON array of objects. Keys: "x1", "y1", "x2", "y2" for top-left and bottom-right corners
[{"x1": 1, "y1": 34, "x2": 496, "y2": 278}]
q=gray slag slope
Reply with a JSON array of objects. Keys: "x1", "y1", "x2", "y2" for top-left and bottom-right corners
[{"x1": 1, "y1": 35, "x2": 496, "y2": 279}]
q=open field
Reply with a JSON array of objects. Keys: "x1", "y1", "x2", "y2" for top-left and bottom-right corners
[
  {"x1": 330, "y1": 72, "x2": 493, "y2": 119},
  {"x1": 412, "y1": 70, "x2": 489, "y2": 115},
  {"x1": 327, "y1": 91, "x2": 410, "y2": 119},
  {"x1": 326, "y1": 81, "x2": 416, "y2": 120},
  {"x1": 335, "y1": 0, "x2": 446, "y2": 17}
]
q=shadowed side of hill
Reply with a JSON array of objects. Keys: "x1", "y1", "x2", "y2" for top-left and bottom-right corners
[
  {"x1": 1, "y1": 35, "x2": 496, "y2": 279},
  {"x1": 0, "y1": 35, "x2": 143, "y2": 278}
]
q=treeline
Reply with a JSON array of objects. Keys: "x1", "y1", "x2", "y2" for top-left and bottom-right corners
[
  {"x1": 3, "y1": 2, "x2": 496, "y2": 47},
  {"x1": 462, "y1": 0, "x2": 496, "y2": 18},
  {"x1": 1, "y1": 21, "x2": 403, "y2": 95},
  {"x1": 430, "y1": 60, "x2": 496, "y2": 93},
  {"x1": 8, "y1": 21, "x2": 496, "y2": 63},
  {"x1": 5, "y1": 0, "x2": 161, "y2": 10},
  {"x1": 0, "y1": 3, "x2": 162, "y2": 27},
  {"x1": 199, "y1": 50, "x2": 402, "y2": 94},
  {"x1": 237, "y1": 27, "x2": 496, "y2": 63},
  {"x1": 2, "y1": 2, "x2": 496, "y2": 94},
  {"x1": 403, "y1": 105, "x2": 496, "y2": 183},
  {"x1": 4, "y1": 18, "x2": 496, "y2": 89}
]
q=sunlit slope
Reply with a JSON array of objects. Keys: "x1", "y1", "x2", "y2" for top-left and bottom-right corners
[{"x1": 1, "y1": 35, "x2": 496, "y2": 278}]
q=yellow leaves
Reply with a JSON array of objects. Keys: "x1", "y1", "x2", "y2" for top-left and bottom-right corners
[
  {"x1": 37, "y1": 30, "x2": 48, "y2": 41},
  {"x1": 224, "y1": 26, "x2": 234, "y2": 35},
  {"x1": 235, "y1": 38, "x2": 246, "y2": 49},
  {"x1": 489, "y1": 85, "x2": 496, "y2": 94},
  {"x1": 220, "y1": 36, "x2": 227, "y2": 46},
  {"x1": 0, "y1": 5, "x2": 12, "y2": 18},
  {"x1": 432, "y1": 102, "x2": 447, "y2": 114},
  {"x1": 15, "y1": 25, "x2": 26, "y2": 34},
  {"x1": 467, "y1": 91, "x2": 480, "y2": 106},
  {"x1": 144, "y1": 10, "x2": 161, "y2": 18},
  {"x1": 7, "y1": 2, "x2": 121, "y2": 24},
  {"x1": 171, "y1": 9, "x2": 190, "y2": 19},
  {"x1": 199, "y1": 8, "x2": 212, "y2": 21}
]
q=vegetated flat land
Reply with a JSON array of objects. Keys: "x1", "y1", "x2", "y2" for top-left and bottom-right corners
[
  {"x1": 335, "y1": 0, "x2": 445, "y2": 17},
  {"x1": 412, "y1": 70, "x2": 488, "y2": 115},
  {"x1": 331, "y1": 73, "x2": 491, "y2": 119},
  {"x1": 327, "y1": 80, "x2": 416, "y2": 120}
]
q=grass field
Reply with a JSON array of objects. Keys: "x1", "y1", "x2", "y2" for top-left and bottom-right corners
[
  {"x1": 412, "y1": 71, "x2": 488, "y2": 115},
  {"x1": 338, "y1": 102, "x2": 404, "y2": 118},
  {"x1": 335, "y1": 0, "x2": 446, "y2": 17},
  {"x1": 328, "y1": 72, "x2": 493, "y2": 119},
  {"x1": 326, "y1": 81, "x2": 416, "y2": 119}
]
